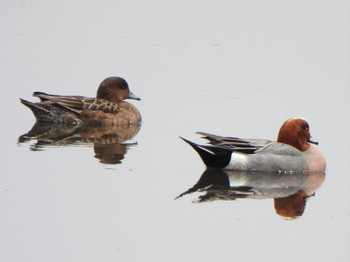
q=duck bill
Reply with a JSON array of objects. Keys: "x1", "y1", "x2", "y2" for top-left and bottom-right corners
[
  {"x1": 127, "y1": 92, "x2": 141, "y2": 101},
  {"x1": 308, "y1": 136, "x2": 319, "y2": 145}
]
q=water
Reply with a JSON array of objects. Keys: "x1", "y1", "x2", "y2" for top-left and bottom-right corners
[{"x1": 1, "y1": 1, "x2": 350, "y2": 261}]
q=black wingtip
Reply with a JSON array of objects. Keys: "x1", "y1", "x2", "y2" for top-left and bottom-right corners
[{"x1": 180, "y1": 136, "x2": 232, "y2": 168}]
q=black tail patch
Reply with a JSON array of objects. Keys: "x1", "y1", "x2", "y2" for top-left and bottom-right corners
[{"x1": 180, "y1": 137, "x2": 232, "y2": 168}]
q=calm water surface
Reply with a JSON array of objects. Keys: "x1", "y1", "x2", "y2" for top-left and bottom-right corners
[{"x1": 1, "y1": 1, "x2": 350, "y2": 262}]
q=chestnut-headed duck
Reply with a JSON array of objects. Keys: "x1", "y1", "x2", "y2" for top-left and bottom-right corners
[
  {"x1": 20, "y1": 77, "x2": 141, "y2": 126},
  {"x1": 181, "y1": 118, "x2": 326, "y2": 173}
]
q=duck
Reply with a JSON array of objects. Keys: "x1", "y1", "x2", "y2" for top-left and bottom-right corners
[
  {"x1": 181, "y1": 118, "x2": 326, "y2": 173},
  {"x1": 20, "y1": 76, "x2": 141, "y2": 126}
]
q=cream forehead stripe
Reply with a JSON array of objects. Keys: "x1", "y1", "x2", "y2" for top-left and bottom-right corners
[{"x1": 288, "y1": 117, "x2": 309, "y2": 122}]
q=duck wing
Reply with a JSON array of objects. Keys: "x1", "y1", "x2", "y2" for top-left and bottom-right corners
[
  {"x1": 33, "y1": 92, "x2": 86, "y2": 114},
  {"x1": 196, "y1": 132, "x2": 271, "y2": 154},
  {"x1": 33, "y1": 92, "x2": 119, "y2": 114}
]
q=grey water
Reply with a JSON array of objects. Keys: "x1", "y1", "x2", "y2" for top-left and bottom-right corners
[{"x1": 1, "y1": 1, "x2": 350, "y2": 261}]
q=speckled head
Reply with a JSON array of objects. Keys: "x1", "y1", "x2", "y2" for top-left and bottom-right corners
[
  {"x1": 277, "y1": 118, "x2": 317, "y2": 151},
  {"x1": 96, "y1": 77, "x2": 141, "y2": 103}
]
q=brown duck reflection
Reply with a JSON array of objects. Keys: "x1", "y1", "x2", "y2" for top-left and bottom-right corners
[
  {"x1": 18, "y1": 121, "x2": 141, "y2": 165},
  {"x1": 177, "y1": 169, "x2": 325, "y2": 219}
]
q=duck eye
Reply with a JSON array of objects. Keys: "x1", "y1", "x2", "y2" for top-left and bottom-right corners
[{"x1": 302, "y1": 124, "x2": 309, "y2": 131}]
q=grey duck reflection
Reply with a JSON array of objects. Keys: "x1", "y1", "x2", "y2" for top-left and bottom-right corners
[{"x1": 177, "y1": 169, "x2": 325, "y2": 219}]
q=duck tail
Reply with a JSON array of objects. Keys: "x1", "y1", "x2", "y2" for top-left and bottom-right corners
[
  {"x1": 180, "y1": 137, "x2": 232, "y2": 168},
  {"x1": 20, "y1": 98, "x2": 82, "y2": 124},
  {"x1": 20, "y1": 98, "x2": 50, "y2": 120}
]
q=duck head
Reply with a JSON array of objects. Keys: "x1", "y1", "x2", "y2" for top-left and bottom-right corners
[
  {"x1": 97, "y1": 77, "x2": 141, "y2": 103},
  {"x1": 277, "y1": 118, "x2": 318, "y2": 152}
]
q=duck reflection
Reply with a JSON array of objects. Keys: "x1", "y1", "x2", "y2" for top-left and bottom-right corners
[
  {"x1": 18, "y1": 121, "x2": 141, "y2": 165},
  {"x1": 177, "y1": 169, "x2": 325, "y2": 219}
]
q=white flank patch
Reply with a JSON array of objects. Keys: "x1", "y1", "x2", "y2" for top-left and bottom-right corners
[{"x1": 225, "y1": 152, "x2": 248, "y2": 170}]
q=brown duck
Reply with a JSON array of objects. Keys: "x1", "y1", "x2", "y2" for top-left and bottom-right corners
[{"x1": 20, "y1": 77, "x2": 141, "y2": 126}]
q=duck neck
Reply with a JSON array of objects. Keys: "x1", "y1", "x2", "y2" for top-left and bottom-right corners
[{"x1": 277, "y1": 132, "x2": 310, "y2": 152}]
